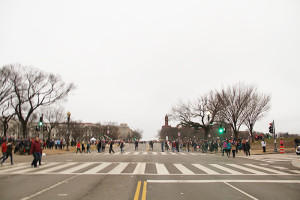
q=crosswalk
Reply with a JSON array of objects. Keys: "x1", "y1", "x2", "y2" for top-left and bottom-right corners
[
  {"x1": 1, "y1": 162, "x2": 299, "y2": 175},
  {"x1": 77, "y1": 151, "x2": 204, "y2": 156},
  {"x1": 239, "y1": 154, "x2": 300, "y2": 163}
]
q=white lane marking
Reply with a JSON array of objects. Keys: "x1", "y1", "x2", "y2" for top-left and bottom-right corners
[
  {"x1": 224, "y1": 182, "x2": 259, "y2": 200},
  {"x1": 133, "y1": 152, "x2": 139, "y2": 155},
  {"x1": 272, "y1": 166, "x2": 288, "y2": 170},
  {"x1": 227, "y1": 164, "x2": 267, "y2": 175},
  {"x1": 133, "y1": 162, "x2": 146, "y2": 174},
  {"x1": 155, "y1": 163, "x2": 169, "y2": 175},
  {"x1": 0, "y1": 163, "x2": 32, "y2": 173},
  {"x1": 192, "y1": 164, "x2": 219, "y2": 175},
  {"x1": 289, "y1": 170, "x2": 300, "y2": 174},
  {"x1": 20, "y1": 175, "x2": 78, "y2": 200},
  {"x1": 245, "y1": 164, "x2": 290, "y2": 175},
  {"x1": 109, "y1": 163, "x2": 129, "y2": 174},
  {"x1": 37, "y1": 162, "x2": 75, "y2": 174},
  {"x1": 152, "y1": 152, "x2": 157, "y2": 155},
  {"x1": 146, "y1": 180, "x2": 300, "y2": 183},
  {"x1": 174, "y1": 164, "x2": 194, "y2": 175},
  {"x1": 59, "y1": 162, "x2": 94, "y2": 174},
  {"x1": 12, "y1": 163, "x2": 58, "y2": 174},
  {"x1": 210, "y1": 164, "x2": 243, "y2": 175},
  {"x1": 124, "y1": 152, "x2": 130, "y2": 155},
  {"x1": 161, "y1": 152, "x2": 167, "y2": 155},
  {"x1": 114, "y1": 152, "x2": 121, "y2": 155},
  {"x1": 190, "y1": 153, "x2": 197, "y2": 155},
  {"x1": 179, "y1": 152, "x2": 187, "y2": 155},
  {"x1": 83, "y1": 163, "x2": 111, "y2": 174},
  {"x1": 170, "y1": 152, "x2": 177, "y2": 155},
  {"x1": 143, "y1": 152, "x2": 148, "y2": 155}
]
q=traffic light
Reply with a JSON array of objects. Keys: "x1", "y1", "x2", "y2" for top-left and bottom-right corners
[
  {"x1": 269, "y1": 123, "x2": 273, "y2": 133},
  {"x1": 39, "y1": 116, "x2": 43, "y2": 126},
  {"x1": 35, "y1": 126, "x2": 40, "y2": 131},
  {"x1": 218, "y1": 125, "x2": 224, "y2": 134}
]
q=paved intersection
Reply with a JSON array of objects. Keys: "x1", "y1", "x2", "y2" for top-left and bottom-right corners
[{"x1": 0, "y1": 143, "x2": 299, "y2": 200}]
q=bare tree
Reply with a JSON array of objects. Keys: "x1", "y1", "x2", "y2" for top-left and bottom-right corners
[
  {"x1": 244, "y1": 93, "x2": 271, "y2": 142},
  {"x1": 132, "y1": 129, "x2": 143, "y2": 140},
  {"x1": 217, "y1": 83, "x2": 256, "y2": 139},
  {"x1": 171, "y1": 91, "x2": 221, "y2": 139},
  {"x1": 0, "y1": 67, "x2": 15, "y2": 136},
  {"x1": 3, "y1": 64, "x2": 75, "y2": 138},
  {"x1": 42, "y1": 106, "x2": 65, "y2": 141}
]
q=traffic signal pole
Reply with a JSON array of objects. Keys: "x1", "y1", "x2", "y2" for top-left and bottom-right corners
[{"x1": 273, "y1": 120, "x2": 277, "y2": 152}]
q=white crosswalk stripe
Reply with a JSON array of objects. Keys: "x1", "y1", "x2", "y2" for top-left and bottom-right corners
[
  {"x1": 59, "y1": 162, "x2": 95, "y2": 174},
  {"x1": 133, "y1": 162, "x2": 146, "y2": 174},
  {"x1": 1, "y1": 162, "x2": 297, "y2": 176},
  {"x1": 227, "y1": 164, "x2": 267, "y2": 175},
  {"x1": 192, "y1": 164, "x2": 219, "y2": 175},
  {"x1": 174, "y1": 164, "x2": 194, "y2": 175},
  {"x1": 37, "y1": 162, "x2": 75, "y2": 174},
  {"x1": 108, "y1": 163, "x2": 129, "y2": 174},
  {"x1": 245, "y1": 164, "x2": 290, "y2": 175},
  {"x1": 83, "y1": 163, "x2": 111, "y2": 174},
  {"x1": 155, "y1": 163, "x2": 169, "y2": 174},
  {"x1": 210, "y1": 164, "x2": 243, "y2": 175}
]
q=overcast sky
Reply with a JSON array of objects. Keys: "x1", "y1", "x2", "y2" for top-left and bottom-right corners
[{"x1": 0, "y1": 0, "x2": 299, "y2": 140}]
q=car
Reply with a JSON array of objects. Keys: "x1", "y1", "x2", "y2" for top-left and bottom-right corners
[
  {"x1": 14, "y1": 139, "x2": 32, "y2": 155},
  {"x1": 296, "y1": 146, "x2": 300, "y2": 155}
]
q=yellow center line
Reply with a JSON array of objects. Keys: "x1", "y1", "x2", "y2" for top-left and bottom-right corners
[
  {"x1": 134, "y1": 181, "x2": 141, "y2": 200},
  {"x1": 142, "y1": 181, "x2": 147, "y2": 200}
]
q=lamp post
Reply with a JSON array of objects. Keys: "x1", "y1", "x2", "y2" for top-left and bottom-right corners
[{"x1": 66, "y1": 112, "x2": 71, "y2": 150}]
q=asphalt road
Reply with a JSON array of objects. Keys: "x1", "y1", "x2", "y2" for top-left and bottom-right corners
[{"x1": 1, "y1": 143, "x2": 300, "y2": 200}]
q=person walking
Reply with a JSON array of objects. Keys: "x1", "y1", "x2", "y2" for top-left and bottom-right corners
[
  {"x1": 101, "y1": 140, "x2": 106, "y2": 152},
  {"x1": 76, "y1": 141, "x2": 81, "y2": 153},
  {"x1": 232, "y1": 140, "x2": 237, "y2": 158},
  {"x1": 135, "y1": 140, "x2": 139, "y2": 151},
  {"x1": 87, "y1": 141, "x2": 91, "y2": 154},
  {"x1": 109, "y1": 141, "x2": 114, "y2": 154},
  {"x1": 120, "y1": 141, "x2": 124, "y2": 153},
  {"x1": 245, "y1": 140, "x2": 251, "y2": 156},
  {"x1": 0, "y1": 138, "x2": 7, "y2": 166},
  {"x1": 226, "y1": 140, "x2": 231, "y2": 158},
  {"x1": 149, "y1": 140, "x2": 153, "y2": 151},
  {"x1": 81, "y1": 142, "x2": 86, "y2": 153},
  {"x1": 1, "y1": 138, "x2": 13, "y2": 166},
  {"x1": 222, "y1": 140, "x2": 227, "y2": 156},
  {"x1": 30, "y1": 137, "x2": 41, "y2": 168},
  {"x1": 97, "y1": 140, "x2": 102, "y2": 153},
  {"x1": 261, "y1": 139, "x2": 266, "y2": 152},
  {"x1": 38, "y1": 139, "x2": 43, "y2": 166}
]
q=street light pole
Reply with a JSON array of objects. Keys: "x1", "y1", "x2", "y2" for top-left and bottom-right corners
[{"x1": 67, "y1": 112, "x2": 71, "y2": 150}]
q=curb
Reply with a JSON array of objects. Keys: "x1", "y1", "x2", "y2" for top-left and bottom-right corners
[{"x1": 291, "y1": 159, "x2": 300, "y2": 169}]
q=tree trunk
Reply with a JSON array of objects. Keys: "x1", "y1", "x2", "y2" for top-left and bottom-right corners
[
  {"x1": 21, "y1": 122, "x2": 27, "y2": 139},
  {"x1": 3, "y1": 122, "x2": 8, "y2": 136},
  {"x1": 204, "y1": 128, "x2": 209, "y2": 139}
]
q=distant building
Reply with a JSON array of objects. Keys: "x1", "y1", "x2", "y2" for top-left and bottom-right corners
[{"x1": 118, "y1": 123, "x2": 133, "y2": 139}]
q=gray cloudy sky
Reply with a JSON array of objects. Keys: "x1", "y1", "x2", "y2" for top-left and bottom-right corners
[{"x1": 0, "y1": 0, "x2": 299, "y2": 140}]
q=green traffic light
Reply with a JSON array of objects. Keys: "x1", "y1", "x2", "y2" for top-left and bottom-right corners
[
  {"x1": 219, "y1": 129, "x2": 223, "y2": 133},
  {"x1": 39, "y1": 122, "x2": 43, "y2": 126}
]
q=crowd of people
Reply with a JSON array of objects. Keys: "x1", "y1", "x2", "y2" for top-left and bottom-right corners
[{"x1": 158, "y1": 138, "x2": 252, "y2": 158}]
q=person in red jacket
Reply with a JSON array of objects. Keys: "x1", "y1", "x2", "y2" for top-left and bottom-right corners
[
  {"x1": 1, "y1": 138, "x2": 7, "y2": 166},
  {"x1": 30, "y1": 137, "x2": 41, "y2": 168}
]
